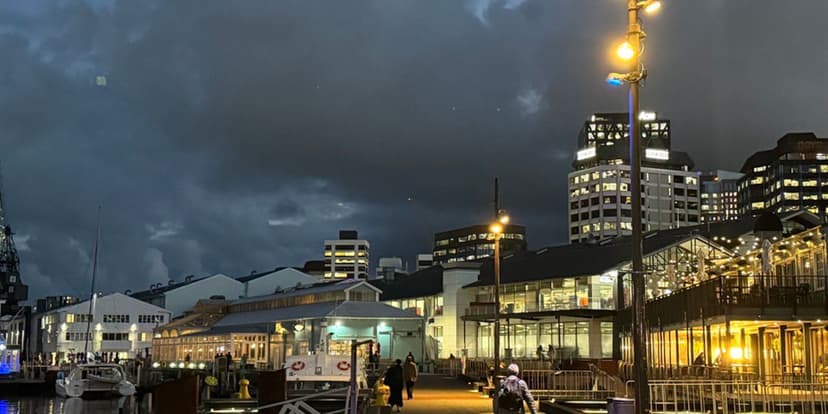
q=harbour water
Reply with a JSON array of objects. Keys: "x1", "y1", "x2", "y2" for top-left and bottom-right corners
[{"x1": 0, "y1": 397, "x2": 149, "y2": 413}]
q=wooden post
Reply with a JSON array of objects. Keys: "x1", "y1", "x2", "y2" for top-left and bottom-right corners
[{"x1": 258, "y1": 369, "x2": 287, "y2": 414}]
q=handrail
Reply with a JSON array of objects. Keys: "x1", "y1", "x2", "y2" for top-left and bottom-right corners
[{"x1": 256, "y1": 386, "x2": 351, "y2": 410}]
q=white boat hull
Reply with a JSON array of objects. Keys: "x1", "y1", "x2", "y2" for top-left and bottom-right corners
[{"x1": 55, "y1": 364, "x2": 136, "y2": 399}]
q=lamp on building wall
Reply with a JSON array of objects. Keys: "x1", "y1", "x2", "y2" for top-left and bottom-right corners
[{"x1": 294, "y1": 322, "x2": 305, "y2": 332}]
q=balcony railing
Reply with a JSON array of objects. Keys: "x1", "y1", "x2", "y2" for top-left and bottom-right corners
[{"x1": 622, "y1": 275, "x2": 828, "y2": 327}]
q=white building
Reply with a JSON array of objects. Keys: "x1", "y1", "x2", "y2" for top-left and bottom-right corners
[
  {"x1": 323, "y1": 230, "x2": 370, "y2": 279},
  {"x1": 40, "y1": 293, "x2": 172, "y2": 364},
  {"x1": 130, "y1": 273, "x2": 244, "y2": 317}
]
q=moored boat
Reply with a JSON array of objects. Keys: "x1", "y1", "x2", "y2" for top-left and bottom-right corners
[{"x1": 55, "y1": 364, "x2": 136, "y2": 398}]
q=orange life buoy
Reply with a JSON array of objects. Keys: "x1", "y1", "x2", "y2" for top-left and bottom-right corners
[
  {"x1": 337, "y1": 361, "x2": 351, "y2": 371},
  {"x1": 291, "y1": 361, "x2": 306, "y2": 371}
]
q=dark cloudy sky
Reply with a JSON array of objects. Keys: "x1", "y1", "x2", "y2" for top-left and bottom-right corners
[{"x1": 1, "y1": 0, "x2": 827, "y2": 299}]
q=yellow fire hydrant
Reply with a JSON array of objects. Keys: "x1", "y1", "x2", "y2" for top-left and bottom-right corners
[
  {"x1": 238, "y1": 378, "x2": 251, "y2": 400},
  {"x1": 373, "y1": 379, "x2": 389, "y2": 406}
]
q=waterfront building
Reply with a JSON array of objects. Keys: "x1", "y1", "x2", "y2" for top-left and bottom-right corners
[
  {"x1": 433, "y1": 224, "x2": 526, "y2": 265},
  {"x1": 370, "y1": 262, "x2": 481, "y2": 359},
  {"x1": 152, "y1": 279, "x2": 421, "y2": 367},
  {"x1": 323, "y1": 230, "x2": 370, "y2": 279},
  {"x1": 700, "y1": 170, "x2": 743, "y2": 222},
  {"x1": 568, "y1": 112, "x2": 700, "y2": 243},
  {"x1": 39, "y1": 293, "x2": 171, "y2": 365},
  {"x1": 618, "y1": 212, "x2": 828, "y2": 382},
  {"x1": 737, "y1": 132, "x2": 828, "y2": 220}
]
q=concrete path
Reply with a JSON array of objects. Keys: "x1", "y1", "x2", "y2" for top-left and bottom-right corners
[{"x1": 398, "y1": 374, "x2": 494, "y2": 414}]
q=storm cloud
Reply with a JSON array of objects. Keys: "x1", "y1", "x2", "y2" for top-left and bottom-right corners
[{"x1": 0, "y1": 0, "x2": 826, "y2": 299}]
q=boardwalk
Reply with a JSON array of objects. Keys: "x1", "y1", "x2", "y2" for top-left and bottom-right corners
[{"x1": 400, "y1": 374, "x2": 494, "y2": 414}]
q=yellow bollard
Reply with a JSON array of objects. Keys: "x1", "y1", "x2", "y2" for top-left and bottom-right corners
[
  {"x1": 238, "y1": 378, "x2": 251, "y2": 399},
  {"x1": 373, "y1": 379, "x2": 389, "y2": 406}
]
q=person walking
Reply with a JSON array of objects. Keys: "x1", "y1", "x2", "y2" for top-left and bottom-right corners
[
  {"x1": 384, "y1": 359, "x2": 404, "y2": 412},
  {"x1": 494, "y1": 363, "x2": 537, "y2": 414},
  {"x1": 403, "y1": 355, "x2": 418, "y2": 400}
]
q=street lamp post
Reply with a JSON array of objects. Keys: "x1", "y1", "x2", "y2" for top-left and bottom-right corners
[
  {"x1": 607, "y1": 2, "x2": 661, "y2": 413},
  {"x1": 491, "y1": 210, "x2": 510, "y2": 381}
]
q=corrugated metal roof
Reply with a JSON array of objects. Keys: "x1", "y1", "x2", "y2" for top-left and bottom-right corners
[
  {"x1": 214, "y1": 302, "x2": 338, "y2": 327},
  {"x1": 212, "y1": 300, "x2": 420, "y2": 330},
  {"x1": 231, "y1": 279, "x2": 366, "y2": 305}
]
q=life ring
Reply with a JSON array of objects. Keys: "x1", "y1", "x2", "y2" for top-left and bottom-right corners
[
  {"x1": 337, "y1": 361, "x2": 351, "y2": 371},
  {"x1": 291, "y1": 361, "x2": 306, "y2": 371}
]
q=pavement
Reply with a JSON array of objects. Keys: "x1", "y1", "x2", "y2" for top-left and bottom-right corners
[{"x1": 397, "y1": 374, "x2": 494, "y2": 414}]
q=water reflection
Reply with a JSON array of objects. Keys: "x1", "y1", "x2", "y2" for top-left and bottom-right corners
[{"x1": 0, "y1": 397, "x2": 148, "y2": 413}]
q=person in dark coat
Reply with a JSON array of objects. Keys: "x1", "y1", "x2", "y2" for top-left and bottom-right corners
[
  {"x1": 384, "y1": 359, "x2": 404, "y2": 412},
  {"x1": 403, "y1": 355, "x2": 418, "y2": 400}
]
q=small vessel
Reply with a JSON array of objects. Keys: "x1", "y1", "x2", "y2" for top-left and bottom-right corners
[{"x1": 55, "y1": 364, "x2": 136, "y2": 398}]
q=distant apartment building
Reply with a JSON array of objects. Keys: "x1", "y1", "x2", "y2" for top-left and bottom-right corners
[
  {"x1": 415, "y1": 254, "x2": 433, "y2": 271},
  {"x1": 433, "y1": 224, "x2": 526, "y2": 265},
  {"x1": 737, "y1": 132, "x2": 828, "y2": 219},
  {"x1": 700, "y1": 170, "x2": 743, "y2": 222},
  {"x1": 568, "y1": 112, "x2": 700, "y2": 243},
  {"x1": 323, "y1": 230, "x2": 370, "y2": 279}
]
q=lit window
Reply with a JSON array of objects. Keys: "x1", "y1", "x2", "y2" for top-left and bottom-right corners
[
  {"x1": 750, "y1": 177, "x2": 764, "y2": 185},
  {"x1": 783, "y1": 192, "x2": 800, "y2": 200},
  {"x1": 753, "y1": 165, "x2": 767, "y2": 172},
  {"x1": 751, "y1": 201, "x2": 765, "y2": 209},
  {"x1": 602, "y1": 183, "x2": 617, "y2": 191},
  {"x1": 685, "y1": 176, "x2": 698, "y2": 185},
  {"x1": 802, "y1": 180, "x2": 818, "y2": 187}
]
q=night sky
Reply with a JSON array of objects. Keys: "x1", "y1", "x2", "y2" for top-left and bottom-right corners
[{"x1": 1, "y1": 0, "x2": 827, "y2": 299}]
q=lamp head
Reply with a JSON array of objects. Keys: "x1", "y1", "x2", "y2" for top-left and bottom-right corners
[
  {"x1": 606, "y1": 73, "x2": 628, "y2": 86},
  {"x1": 616, "y1": 41, "x2": 635, "y2": 61},
  {"x1": 490, "y1": 223, "x2": 503, "y2": 234},
  {"x1": 640, "y1": 0, "x2": 662, "y2": 14}
]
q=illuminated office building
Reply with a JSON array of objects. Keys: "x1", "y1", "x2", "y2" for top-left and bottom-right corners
[
  {"x1": 700, "y1": 170, "x2": 743, "y2": 222},
  {"x1": 568, "y1": 112, "x2": 700, "y2": 243},
  {"x1": 323, "y1": 230, "x2": 369, "y2": 279},
  {"x1": 738, "y1": 132, "x2": 828, "y2": 219}
]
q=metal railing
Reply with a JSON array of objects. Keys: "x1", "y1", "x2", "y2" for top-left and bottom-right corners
[
  {"x1": 648, "y1": 380, "x2": 828, "y2": 414},
  {"x1": 254, "y1": 386, "x2": 350, "y2": 414},
  {"x1": 522, "y1": 370, "x2": 616, "y2": 401}
]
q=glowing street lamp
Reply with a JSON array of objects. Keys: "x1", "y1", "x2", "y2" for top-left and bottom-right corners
[
  {"x1": 604, "y1": 1, "x2": 662, "y2": 413},
  {"x1": 491, "y1": 209, "x2": 509, "y2": 380},
  {"x1": 616, "y1": 41, "x2": 635, "y2": 61}
]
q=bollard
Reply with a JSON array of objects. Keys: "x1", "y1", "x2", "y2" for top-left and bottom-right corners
[
  {"x1": 238, "y1": 378, "x2": 251, "y2": 399},
  {"x1": 373, "y1": 380, "x2": 390, "y2": 406}
]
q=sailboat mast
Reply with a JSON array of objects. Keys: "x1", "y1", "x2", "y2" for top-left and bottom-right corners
[{"x1": 82, "y1": 206, "x2": 102, "y2": 360}]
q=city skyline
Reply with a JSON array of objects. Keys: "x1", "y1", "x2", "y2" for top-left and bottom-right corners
[{"x1": 1, "y1": 1, "x2": 827, "y2": 299}]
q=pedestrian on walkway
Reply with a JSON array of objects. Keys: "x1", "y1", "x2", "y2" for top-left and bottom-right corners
[
  {"x1": 403, "y1": 355, "x2": 418, "y2": 400},
  {"x1": 494, "y1": 363, "x2": 537, "y2": 414},
  {"x1": 384, "y1": 359, "x2": 404, "y2": 412}
]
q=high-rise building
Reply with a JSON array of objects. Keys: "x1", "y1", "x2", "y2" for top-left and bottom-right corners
[
  {"x1": 737, "y1": 132, "x2": 828, "y2": 219},
  {"x1": 415, "y1": 254, "x2": 433, "y2": 271},
  {"x1": 568, "y1": 112, "x2": 700, "y2": 243},
  {"x1": 433, "y1": 224, "x2": 526, "y2": 265},
  {"x1": 323, "y1": 230, "x2": 370, "y2": 279},
  {"x1": 700, "y1": 170, "x2": 743, "y2": 222}
]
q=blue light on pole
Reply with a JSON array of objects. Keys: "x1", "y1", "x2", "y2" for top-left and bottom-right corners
[{"x1": 607, "y1": 78, "x2": 624, "y2": 86}]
